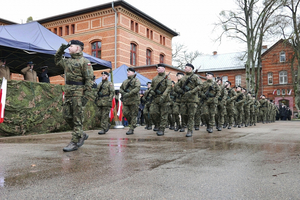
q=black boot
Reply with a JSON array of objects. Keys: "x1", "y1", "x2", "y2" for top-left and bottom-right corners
[
  {"x1": 156, "y1": 129, "x2": 164, "y2": 136},
  {"x1": 63, "y1": 142, "x2": 79, "y2": 152},
  {"x1": 126, "y1": 129, "x2": 134, "y2": 135},
  {"x1": 153, "y1": 126, "x2": 159, "y2": 131},
  {"x1": 228, "y1": 125, "x2": 232, "y2": 129},
  {"x1": 144, "y1": 125, "x2": 148, "y2": 129},
  {"x1": 77, "y1": 133, "x2": 89, "y2": 147},
  {"x1": 147, "y1": 125, "x2": 152, "y2": 130},
  {"x1": 174, "y1": 126, "x2": 179, "y2": 131},
  {"x1": 238, "y1": 125, "x2": 241, "y2": 128},
  {"x1": 223, "y1": 124, "x2": 228, "y2": 129},
  {"x1": 169, "y1": 126, "x2": 174, "y2": 130},
  {"x1": 186, "y1": 130, "x2": 193, "y2": 137},
  {"x1": 105, "y1": 123, "x2": 111, "y2": 132},
  {"x1": 194, "y1": 126, "x2": 199, "y2": 130},
  {"x1": 180, "y1": 127, "x2": 185, "y2": 132},
  {"x1": 98, "y1": 130, "x2": 106, "y2": 135},
  {"x1": 217, "y1": 127, "x2": 222, "y2": 131},
  {"x1": 207, "y1": 127, "x2": 213, "y2": 133}
]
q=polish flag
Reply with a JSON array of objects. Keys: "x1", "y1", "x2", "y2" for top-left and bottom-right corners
[
  {"x1": 288, "y1": 89, "x2": 292, "y2": 95},
  {"x1": 109, "y1": 97, "x2": 116, "y2": 122},
  {"x1": 273, "y1": 89, "x2": 276, "y2": 95},
  {"x1": 117, "y1": 96, "x2": 123, "y2": 121},
  {"x1": 0, "y1": 78, "x2": 7, "y2": 123}
]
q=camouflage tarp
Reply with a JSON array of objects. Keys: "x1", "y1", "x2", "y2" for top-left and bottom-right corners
[{"x1": 0, "y1": 79, "x2": 100, "y2": 136}]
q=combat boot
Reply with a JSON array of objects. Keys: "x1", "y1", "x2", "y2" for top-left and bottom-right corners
[
  {"x1": 126, "y1": 129, "x2": 134, "y2": 135},
  {"x1": 223, "y1": 124, "x2": 228, "y2": 129},
  {"x1": 169, "y1": 126, "x2": 174, "y2": 130},
  {"x1": 174, "y1": 126, "x2": 179, "y2": 131},
  {"x1": 105, "y1": 123, "x2": 111, "y2": 132},
  {"x1": 180, "y1": 127, "x2": 185, "y2": 132},
  {"x1": 156, "y1": 129, "x2": 164, "y2": 136},
  {"x1": 144, "y1": 125, "x2": 148, "y2": 129},
  {"x1": 153, "y1": 126, "x2": 159, "y2": 131},
  {"x1": 98, "y1": 130, "x2": 106, "y2": 135},
  {"x1": 233, "y1": 124, "x2": 237, "y2": 128},
  {"x1": 147, "y1": 125, "x2": 152, "y2": 130},
  {"x1": 217, "y1": 127, "x2": 222, "y2": 131},
  {"x1": 194, "y1": 126, "x2": 199, "y2": 130},
  {"x1": 186, "y1": 130, "x2": 193, "y2": 137},
  {"x1": 77, "y1": 133, "x2": 89, "y2": 147},
  {"x1": 238, "y1": 125, "x2": 241, "y2": 128},
  {"x1": 207, "y1": 127, "x2": 213, "y2": 133},
  {"x1": 254, "y1": 123, "x2": 256, "y2": 126},
  {"x1": 228, "y1": 125, "x2": 232, "y2": 129},
  {"x1": 63, "y1": 142, "x2": 79, "y2": 152}
]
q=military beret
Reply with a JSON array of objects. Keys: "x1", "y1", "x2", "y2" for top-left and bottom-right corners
[
  {"x1": 147, "y1": 82, "x2": 152, "y2": 84},
  {"x1": 27, "y1": 61, "x2": 34, "y2": 65},
  {"x1": 226, "y1": 81, "x2": 231, "y2": 85},
  {"x1": 127, "y1": 67, "x2": 136, "y2": 72},
  {"x1": 216, "y1": 77, "x2": 222, "y2": 81},
  {"x1": 102, "y1": 71, "x2": 109, "y2": 76},
  {"x1": 206, "y1": 72, "x2": 214, "y2": 76},
  {"x1": 261, "y1": 94, "x2": 265, "y2": 97},
  {"x1": 248, "y1": 91, "x2": 252, "y2": 94},
  {"x1": 156, "y1": 63, "x2": 165, "y2": 68},
  {"x1": 236, "y1": 85, "x2": 242, "y2": 88},
  {"x1": 172, "y1": 81, "x2": 175, "y2": 84},
  {"x1": 176, "y1": 72, "x2": 184, "y2": 76},
  {"x1": 185, "y1": 63, "x2": 194, "y2": 69},
  {"x1": 69, "y1": 40, "x2": 84, "y2": 49},
  {"x1": 40, "y1": 66, "x2": 48, "y2": 69}
]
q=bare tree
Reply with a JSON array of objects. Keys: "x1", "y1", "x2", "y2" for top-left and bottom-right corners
[
  {"x1": 215, "y1": 0, "x2": 283, "y2": 95},
  {"x1": 26, "y1": 16, "x2": 33, "y2": 23},
  {"x1": 172, "y1": 43, "x2": 202, "y2": 69}
]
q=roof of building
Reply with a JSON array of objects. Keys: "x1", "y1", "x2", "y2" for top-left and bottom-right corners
[
  {"x1": 0, "y1": 18, "x2": 16, "y2": 25},
  {"x1": 37, "y1": 0, "x2": 178, "y2": 37},
  {"x1": 192, "y1": 51, "x2": 247, "y2": 72}
]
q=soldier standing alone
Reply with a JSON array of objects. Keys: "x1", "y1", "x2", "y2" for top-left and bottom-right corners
[
  {"x1": 119, "y1": 68, "x2": 141, "y2": 135},
  {"x1": 55, "y1": 40, "x2": 94, "y2": 152},
  {"x1": 95, "y1": 71, "x2": 114, "y2": 135}
]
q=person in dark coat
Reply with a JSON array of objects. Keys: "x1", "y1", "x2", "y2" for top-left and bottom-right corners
[
  {"x1": 280, "y1": 104, "x2": 287, "y2": 120},
  {"x1": 38, "y1": 66, "x2": 50, "y2": 83},
  {"x1": 286, "y1": 107, "x2": 292, "y2": 120}
]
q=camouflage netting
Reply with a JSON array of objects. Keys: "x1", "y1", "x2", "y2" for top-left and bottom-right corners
[{"x1": 0, "y1": 79, "x2": 101, "y2": 136}]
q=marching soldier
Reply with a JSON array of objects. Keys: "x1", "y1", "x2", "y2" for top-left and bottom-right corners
[
  {"x1": 200, "y1": 72, "x2": 220, "y2": 133},
  {"x1": 243, "y1": 90, "x2": 252, "y2": 127},
  {"x1": 215, "y1": 77, "x2": 228, "y2": 131},
  {"x1": 259, "y1": 95, "x2": 268, "y2": 124},
  {"x1": 235, "y1": 86, "x2": 246, "y2": 128},
  {"x1": 168, "y1": 81, "x2": 176, "y2": 130},
  {"x1": 251, "y1": 95, "x2": 260, "y2": 126},
  {"x1": 175, "y1": 64, "x2": 202, "y2": 137},
  {"x1": 149, "y1": 64, "x2": 172, "y2": 136},
  {"x1": 119, "y1": 68, "x2": 141, "y2": 135},
  {"x1": 95, "y1": 71, "x2": 114, "y2": 135},
  {"x1": 224, "y1": 81, "x2": 237, "y2": 129},
  {"x1": 173, "y1": 72, "x2": 184, "y2": 131},
  {"x1": 194, "y1": 74, "x2": 203, "y2": 131},
  {"x1": 142, "y1": 82, "x2": 153, "y2": 130}
]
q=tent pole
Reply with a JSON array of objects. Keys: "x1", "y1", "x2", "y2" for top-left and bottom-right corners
[{"x1": 112, "y1": 1, "x2": 117, "y2": 70}]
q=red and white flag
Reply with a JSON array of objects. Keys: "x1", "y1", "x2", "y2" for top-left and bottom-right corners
[
  {"x1": 109, "y1": 97, "x2": 116, "y2": 122},
  {"x1": 117, "y1": 96, "x2": 123, "y2": 121},
  {"x1": 62, "y1": 91, "x2": 65, "y2": 101},
  {"x1": 288, "y1": 89, "x2": 292, "y2": 95},
  {"x1": 0, "y1": 78, "x2": 7, "y2": 123},
  {"x1": 273, "y1": 89, "x2": 276, "y2": 95}
]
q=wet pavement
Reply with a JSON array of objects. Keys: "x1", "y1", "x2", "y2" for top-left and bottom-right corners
[{"x1": 0, "y1": 121, "x2": 299, "y2": 199}]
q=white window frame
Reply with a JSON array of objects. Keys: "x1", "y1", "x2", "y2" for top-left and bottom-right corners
[
  {"x1": 235, "y1": 75, "x2": 241, "y2": 86},
  {"x1": 280, "y1": 51, "x2": 286, "y2": 62},
  {"x1": 222, "y1": 76, "x2": 228, "y2": 85},
  {"x1": 268, "y1": 72, "x2": 273, "y2": 85},
  {"x1": 279, "y1": 71, "x2": 288, "y2": 84}
]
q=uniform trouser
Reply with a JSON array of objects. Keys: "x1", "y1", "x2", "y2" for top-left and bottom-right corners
[
  {"x1": 244, "y1": 106, "x2": 250, "y2": 125},
  {"x1": 168, "y1": 105, "x2": 174, "y2": 127},
  {"x1": 260, "y1": 108, "x2": 268, "y2": 122},
  {"x1": 179, "y1": 102, "x2": 188, "y2": 127},
  {"x1": 173, "y1": 102, "x2": 181, "y2": 128},
  {"x1": 123, "y1": 103, "x2": 139, "y2": 130},
  {"x1": 236, "y1": 105, "x2": 244, "y2": 125},
  {"x1": 180, "y1": 102, "x2": 197, "y2": 131},
  {"x1": 143, "y1": 104, "x2": 152, "y2": 126},
  {"x1": 63, "y1": 96, "x2": 85, "y2": 143},
  {"x1": 98, "y1": 106, "x2": 111, "y2": 131},
  {"x1": 250, "y1": 111, "x2": 255, "y2": 124},
  {"x1": 194, "y1": 102, "x2": 202, "y2": 127},
  {"x1": 215, "y1": 102, "x2": 226, "y2": 127},
  {"x1": 150, "y1": 102, "x2": 169, "y2": 131},
  {"x1": 201, "y1": 101, "x2": 216, "y2": 127},
  {"x1": 225, "y1": 103, "x2": 236, "y2": 126}
]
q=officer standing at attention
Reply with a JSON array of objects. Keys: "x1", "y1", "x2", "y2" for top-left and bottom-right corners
[
  {"x1": 175, "y1": 64, "x2": 202, "y2": 137},
  {"x1": 0, "y1": 59, "x2": 11, "y2": 80},
  {"x1": 21, "y1": 61, "x2": 37, "y2": 82},
  {"x1": 55, "y1": 40, "x2": 94, "y2": 152},
  {"x1": 149, "y1": 64, "x2": 172, "y2": 136},
  {"x1": 200, "y1": 72, "x2": 220, "y2": 133},
  {"x1": 38, "y1": 66, "x2": 50, "y2": 83},
  {"x1": 95, "y1": 71, "x2": 114, "y2": 135},
  {"x1": 119, "y1": 67, "x2": 141, "y2": 135}
]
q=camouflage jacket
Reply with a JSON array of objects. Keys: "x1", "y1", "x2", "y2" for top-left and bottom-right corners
[
  {"x1": 174, "y1": 81, "x2": 183, "y2": 103},
  {"x1": 200, "y1": 79, "x2": 220, "y2": 104},
  {"x1": 235, "y1": 91, "x2": 245, "y2": 106},
  {"x1": 259, "y1": 98, "x2": 268, "y2": 110},
  {"x1": 218, "y1": 85, "x2": 228, "y2": 105},
  {"x1": 169, "y1": 87, "x2": 177, "y2": 104},
  {"x1": 175, "y1": 72, "x2": 202, "y2": 103},
  {"x1": 226, "y1": 87, "x2": 237, "y2": 105},
  {"x1": 150, "y1": 72, "x2": 171, "y2": 104},
  {"x1": 95, "y1": 79, "x2": 114, "y2": 107},
  {"x1": 253, "y1": 99, "x2": 261, "y2": 112},
  {"x1": 55, "y1": 45, "x2": 94, "y2": 97},
  {"x1": 119, "y1": 75, "x2": 141, "y2": 105},
  {"x1": 244, "y1": 94, "x2": 252, "y2": 107},
  {"x1": 141, "y1": 88, "x2": 152, "y2": 107}
]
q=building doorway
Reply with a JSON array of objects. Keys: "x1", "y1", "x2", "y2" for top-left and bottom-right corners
[{"x1": 279, "y1": 99, "x2": 290, "y2": 107}]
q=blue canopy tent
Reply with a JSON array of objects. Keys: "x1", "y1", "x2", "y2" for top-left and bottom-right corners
[
  {"x1": 0, "y1": 21, "x2": 111, "y2": 76},
  {"x1": 95, "y1": 64, "x2": 151, "y2": 91}
]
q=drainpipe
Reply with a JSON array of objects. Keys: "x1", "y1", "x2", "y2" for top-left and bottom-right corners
[{"x1": 112, "y1": 1, "x2": 117, "y2": 70}]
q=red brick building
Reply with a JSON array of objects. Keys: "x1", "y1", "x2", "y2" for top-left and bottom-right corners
[
  {"x1": 0, "y1": 18, "x2": 15, "y2": 26},
  {"x1": 36, "y1": 0, "x2": 178, "y2": 84}
]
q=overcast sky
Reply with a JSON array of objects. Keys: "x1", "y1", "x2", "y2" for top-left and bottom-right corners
[{"x1": 2, "y1": 0, "x2": 277, "y2": 55}]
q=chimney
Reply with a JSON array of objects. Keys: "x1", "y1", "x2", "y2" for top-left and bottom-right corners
[
  {"x1": 213, "y1": 51, "x2": 217, "y2": 55},
  {"x1": 262, "y1": 45, "x2": 267, "y2": 49}
]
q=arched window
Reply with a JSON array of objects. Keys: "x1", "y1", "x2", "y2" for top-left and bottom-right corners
[
  {"x1": 146, "y1": 49, "x2": 152, "y2": 65},
  {"x1": 130, "y1": 43, "x2": 137, "y2": 66},
  {"x1": 235, "y1": 75, "x2": 241, "y2": 86},
  {"x1": 280, "y1": 51, "x2": 286, "y2": 62},
  {"x1": 91, "y1": 41, "x2": 102, "y2": 58},
  {"x1": 279, "y1": 71, "x2": 287, "y2": 84},
  {"x1": 159, "y1": 54, "x2": 164, "y2": 64}
]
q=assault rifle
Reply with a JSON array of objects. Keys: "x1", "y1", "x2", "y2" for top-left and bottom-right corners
[
  {"x1": 120, "y1": 73, "x2": 137, "y2": 101},
  {"x1": 153, "y1": 72, "x2": 171, "y2": 95},
  {"x1": 204, "y1": 85, "x2": 214, "y2": 99},
  {"x1": 181, "y1": 70, "x2": 198, "y2": 95},
  {"x1": 94, "y1": 76, "x2": 107, "y2": 103},
  {"x1": 236, "y1": 93, "x2": 243, "y2": 102}
]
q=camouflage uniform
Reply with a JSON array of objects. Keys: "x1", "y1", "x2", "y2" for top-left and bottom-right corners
[
  {"x1": 259, "y1": 98, "x2": 268, "y2": 123},
  {"x1": 175, "y1": 72, "x2": 202, "y2": 136},
  {"x1": 119, "y1": 75, "x2": 141, "y2": 132},
  {"x1": 150, "y1": 72, "x2": 172, "y2": 135},
  {"x1": 252, "y1": 98, "x2": 260, "y2": 126},
  {"x1": 200, "y1": 79, "x2": 220, "y2": 133},
  {"x1": 55, "y1": 45, "x2": 94, "y2": 143},
  {"x1": 141, "y1": 88, "x2": 153, "y2": 130},
  {"x1": 95, "y1": 78, "x2": 114, "y2": 133},
  {"x1": 215, "y1": 85, "x2": 228, "y2": 131},
  {"x1": 225, "y1": 87, "x2": 237, "y2": 129},
  {"x1": 168, "y1": 87, "x2": 177, "y2": 130},
  {"x1": 235, "y1": 91, "x2": 246, "y2": 127},
  {"x1": 243, "y1": 94, "x2": 251, "y2": 126},
  {"x1": 194, "y1": 90, "x2": 203, "y2": 130},
  {"x1": 173, "y1": 82, "x2": 182, "y2": 131}
]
